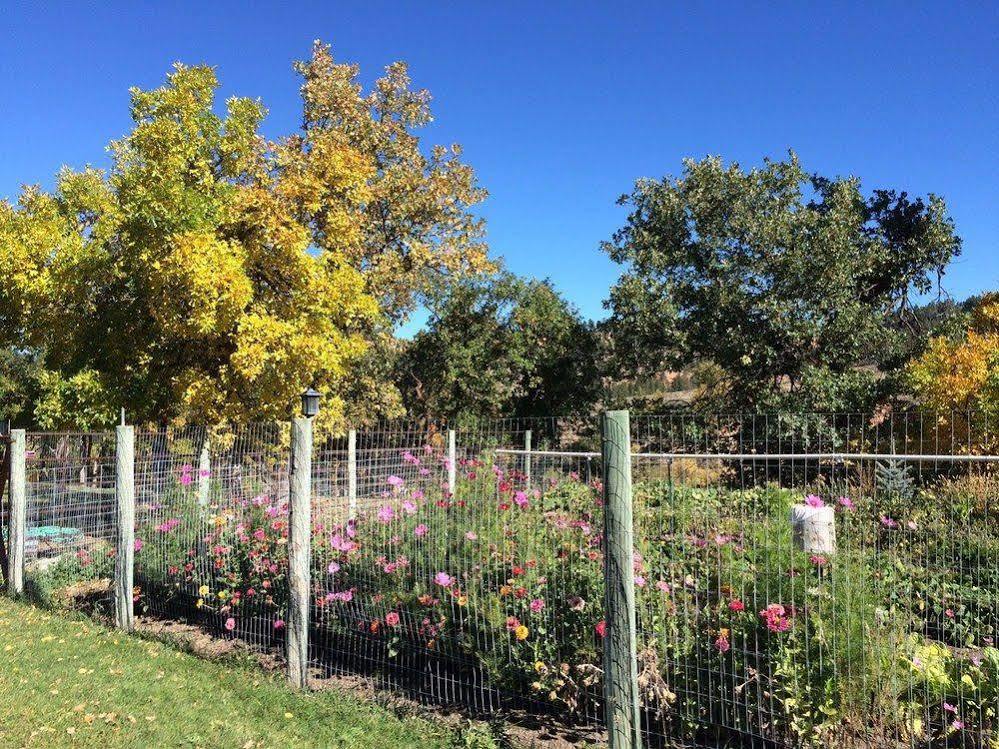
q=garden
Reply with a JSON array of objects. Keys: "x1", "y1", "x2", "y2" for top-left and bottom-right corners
[{"x1": 24, "y1": 423, "x2": 999, "y2": 748}]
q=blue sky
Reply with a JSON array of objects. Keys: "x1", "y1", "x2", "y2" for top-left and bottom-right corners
[{"x1": 3, "y1": 1, "x2": 997, "y2": 330}]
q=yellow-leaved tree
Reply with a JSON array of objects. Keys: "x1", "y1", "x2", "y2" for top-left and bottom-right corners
[
  {"x1": 908, "y1": 293, "x2": 999, "y2": 416},
  {"x1": 0, "y1": 42, "x2": 489, "y2": 430}
]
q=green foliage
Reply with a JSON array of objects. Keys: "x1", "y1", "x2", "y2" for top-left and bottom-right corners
[
  {"x1": 603, "y1": 152, "x2": 962, "y2": 412},
  {"x1": 397, "y1": 272, "x2": 600, "y2": 420}
]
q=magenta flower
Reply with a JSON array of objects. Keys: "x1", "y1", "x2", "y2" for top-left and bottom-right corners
[
  {"x1": 133, "y1": 538, "x2": 143, "y2": 552},
  {"x1": 880, "y1": 515, "x2": 898, "y2": 529},
  {"x1": 327, "y1": 561, "x2": 340, "y2": 575},
  {"x1": 804, "y1": 494, "x2": 824, "y2": 508},
  {"x1": 273, "y1": 619, "x2": 285, "y2": 630},
  {"x1": 513, "y1": 491, "x2": 529, "y2": 508},
  {"x1": 414, "y1": 524, "x2": 429, "y2": 537},
  {"x1": 224, "y1": 617, "x2": 236, "y2": 631},
  {"x1": 401, "y1": 500, "x2": 417, "y2": 515},
  {"x1": 760, "y1": 603, "x2": 792, "y2": 633},
  {"x1": 387, "y1": 475, "x2": 404, "y2": 489},
  {"x1": 434, "y1": 571, "x2": 453, "y2": 587},
  {"x1": 838, "y1": 496, "x2": 855, "y2": 511},
  {"x1": 529, "y1": 598, "x2": 545, "y2": 613},
  {"x1": 377, "y1": 505, "x2": 395, "y2": 524}
]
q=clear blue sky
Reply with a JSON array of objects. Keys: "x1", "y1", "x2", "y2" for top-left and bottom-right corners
[{"x1": 3, "y1": 1, "x2": 997, "y2": 329}]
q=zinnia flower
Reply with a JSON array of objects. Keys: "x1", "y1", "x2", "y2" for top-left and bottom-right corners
[
  {"x1": 514, "y1": 625, "x2": 529, "y2": 641},
  {"x1": 224, "y1": 617, "x2": 236, "y2": 632},
  {"x1": 804, "y1": 494, "x2": 824, "y2": 508},
  {"x1": 434, "y1": 571, "x2": 453, "y2": 587},
  {"x1": 385, "y1": 612, "x2": 400, "y2": 627},
  {"x1": 529, "y1": 598, "x2": 545, "y2": 613}
]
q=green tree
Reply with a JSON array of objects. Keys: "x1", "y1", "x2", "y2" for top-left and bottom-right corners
[
  {"x1": 397, "y1": 273, "x2": 598, "y2": 420},
  {"x1": 603, "y1": 153, "x2": 962, "y2": 412}
]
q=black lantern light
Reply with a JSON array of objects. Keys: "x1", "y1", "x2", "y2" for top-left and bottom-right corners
[{"x1": 301, "y1": 387, "x2": 321, "y2": 418}]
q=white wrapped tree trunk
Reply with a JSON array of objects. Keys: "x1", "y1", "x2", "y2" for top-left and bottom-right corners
[{"x1": 790, "y1": 504, "x2": 836, "y2": 554}]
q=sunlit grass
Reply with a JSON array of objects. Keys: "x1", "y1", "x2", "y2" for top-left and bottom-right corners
[{"x1": 0, "y1": 596, "x2": 463, "y2": 748}]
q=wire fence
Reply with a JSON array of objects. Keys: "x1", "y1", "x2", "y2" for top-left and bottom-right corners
[{"x1": 4, "y1": 411, "x2": 998, "y2": 748}]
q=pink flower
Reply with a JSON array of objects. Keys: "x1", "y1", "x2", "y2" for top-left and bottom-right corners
[
  {"x1": 952, "y1": 720, "x2": 965, "y2": 730},
  {"x1": 729, "y1": 599, "x2": 745, "y2": 612},
  {"x1": 377, "y1": 505, "x2": 395, "y2": 524},
  {"x1": 434, "y1": 571, "x2": 453, "y2": 587},
  {"x1": 655, "y1": 580, "x2": 670, "y2": 593},
  {"x1": 385, "y1": 611, "x2": 400, "y2": 627},
  {"x1": 224, "y1": 617, "x2": 236, "y2": 632},
  {"x1": 513, "y1": 491, "x2": 529, "y2": 509},
  {"x1": 880, "y1": 515, "x2": 898, "y2": 529},
  {"x1": 414, "y1": 524, "x2": 429, "y2": 537},
  {"x1": 465, "y1": 531, "x2": 477, "y2": 541},
  {"x1": 387, "y1": 475, "x2": 404, "y2": 488},
  {"x1": 809, "y1": 555, "x2": 828, "y2": 567},
  {"x1": 943, "y1": 702, "x2": 957, "y2": 714},
  {"x1": 804, "y1": 494, "x2": 824, "y2": 508},
  {"x1": 759, "y1": 603, "x2": 792, "y2": 633},
  {"x1": 273, "y1": 619, "x2": 285, "y2": 630},
  {"x1": 133, "y1": 538, "x2": 143, "y2": 552},
  {"x1": 714, "y1": 635, "x2": 730, "y2": 653},
  {"x1": 529, "y1": 598, "x2": 545, "y2": 613},
  {"x1": 402, "y1": 451, "x2": 420, "y2": 466},
  {"x1": 838, "y1": 496, "x2": 855, "y2": 511},
  {"x1": 634, "y1": 576, "x2": 646, "y2": 588},
  {"x1": 327, "y1": 561, "x2": 340, "y2": 575},
  {"x1": 595, "y1": 620, "x2": 607, "y2": 638},
  {"x1": 401, "y1": 500, "x2": 417, "y2": 515}
]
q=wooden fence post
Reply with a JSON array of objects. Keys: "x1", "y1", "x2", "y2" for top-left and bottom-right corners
[
  {"x1": 347, "y1": 429, "x2": 357, "y2": 521},
  {"x1": 287, "y1": 416, "x2": 313, "y2": 689},
  {"x1": 7, "y1": 430, "x2": 26, "y2": 596},
  {"x1": 524, "y1": 429, "x2": 532, "y2": 491},
  {"x1": 601, "y1": 410, "x2": 641, "y2": 748},
  {"x1": 447, "y1": 429, "x2": 457, "y2": 497},
  {"x1": 114, "y1": 425, "x2": 135, "y2": 631}
]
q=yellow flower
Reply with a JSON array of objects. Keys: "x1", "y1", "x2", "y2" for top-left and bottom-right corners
[
  {"x1": 199, "y1": 585, "x2": 209, "y2": 596},
  {"x1": 514, "y1": 625, "x2": 529, "y2": 641},
  {"x1": 196, "y1": 598, "x2": 204, "y2": 609},
  {"x1": 457, "y1": 595, "x2": 468, "y2": 607},
  {"x1": 218, "y1": 590, "x2": 228, "y2": 600},
  {"x1": 499, "y1": 585, "x2": 512, "y2": 597},
  {"x1": 534, "y1": 661, "x2": 546, "y2": 674}
]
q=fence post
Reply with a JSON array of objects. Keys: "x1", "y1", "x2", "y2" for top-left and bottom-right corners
[
  {"x1": 347, "y1": 429, "x2": 357, "y2": 521},
  {"x1": 114, "y1": 424, "x2": 135, "y2": 631},
  {"x1": 524, "y1": 429, "x2": 532, "y2": 491},
  {"x1": 287, "y1": 416, "x2": 313, "y2": 689},
  {"x1": 601, "y1": 410, "x2": 641, "y2": 748},
  {"x1": 447, "y1": 429, "x2": 457, "y2": 497},
  {"x1": 7, "y1": 430, "x2": 26, "y2": 596}
]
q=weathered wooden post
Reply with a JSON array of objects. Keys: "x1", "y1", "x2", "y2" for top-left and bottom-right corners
[
  {"x1": 287, "y1": 415, "x2": 313, "y2": 689},
  {"x1": 524, "y1": 429, "x2": 532, "y2": 491},
  {"x1": 601, "y1": 410, "x2": 641, "y2": 749},
  {"x1": 114, "y1": 424, "x2": 135, "y2": 630},
  {"x1": 347, "y1": 429, "x2": 357, "y2": 521},
  {"x1": 7, "y1": 430, "x2": 26, "y2": 596},
  {"x1": 447, "y1": 429, "x2": 457, "y2": 497}
]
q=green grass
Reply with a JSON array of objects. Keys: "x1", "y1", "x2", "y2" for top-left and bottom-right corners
[{"x1": 0, "y1": 597, "x2": 470, "y2": 748}]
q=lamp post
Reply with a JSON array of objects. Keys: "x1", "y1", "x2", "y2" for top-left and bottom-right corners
[{"x1": 300, "y1": 387, "x2": 321, "y2": 418}]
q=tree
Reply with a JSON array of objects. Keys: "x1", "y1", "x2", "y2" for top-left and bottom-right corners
[
  {"x1": 0, "y1": 42, "x2": 488, "y2": 429},
  {"x1": 397, "y1": 273, "x2": 598, "y2": 420},
  {"x1": 908, "y1": 293, "x2": 999, "y2": 415},
  {"x1": 603, "y1": 153, "x2": 962, "y2": 412}
]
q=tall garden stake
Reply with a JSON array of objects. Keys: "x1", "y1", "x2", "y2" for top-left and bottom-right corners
[
  {"x1": 7, "y1": 430, "x2": 26, "y2": 596},
  {"x1": 114, "y1": 424, "x2": 135, "y2": 630},
  {"x1": 601, "y1": 410, "x2": 641, "y2": 748},
  {"x1": 287, "y1": 416, "x2": 313, "y2": 688}
]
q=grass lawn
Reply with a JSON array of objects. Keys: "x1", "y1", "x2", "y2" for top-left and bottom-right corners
[{"x1": 0, "y1": 597, "x2": 471, "y2": 748}]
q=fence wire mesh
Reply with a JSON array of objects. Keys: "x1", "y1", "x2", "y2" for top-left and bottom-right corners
[
  {"x1": 11, "y1": 411, "x2": 999, "y2": 748},
  {"x1": 22, "y1": 432, "x2": 117, "y2": 610}
]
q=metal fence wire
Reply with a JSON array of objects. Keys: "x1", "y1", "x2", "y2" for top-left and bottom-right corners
[{"x1": 9, "y1": 411, "x2": 999, "y2": 748}]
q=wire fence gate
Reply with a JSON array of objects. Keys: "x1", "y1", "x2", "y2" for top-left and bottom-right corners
[{"x1": 2, "y1": 411, "x2": 998, "y2": 748}]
